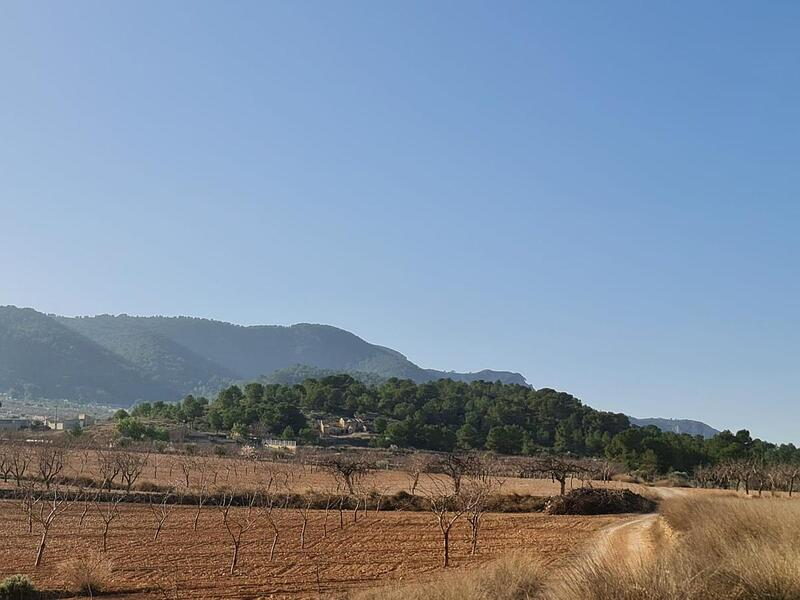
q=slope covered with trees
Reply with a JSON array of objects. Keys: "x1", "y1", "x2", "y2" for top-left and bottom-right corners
[
  {"x1": 0, "y1": 306, "x2": 527, "y2": 404},
  {"x1": 59, "y1": 315, "x2": 527, "y2": 385},
  {"x1": 0, "y1": 306, "x2": 176, "y2": 403},
  {"x1": 126, "y1": 375, "x2": 799, "y2": 477}
]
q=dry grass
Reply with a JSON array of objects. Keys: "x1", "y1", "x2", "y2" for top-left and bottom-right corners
[
  {"x1": 357, "y1": 495, "x2": 800, "y2": 600},
  {"x1": 352, "y1": 553, "x2": 546, "y2": 600},
  {"x1": 57, "y1": 551, "x2": 112, "y2": 596},
  {"x1": 553, "y1": 496, "x2": 800, "y2": 600}
]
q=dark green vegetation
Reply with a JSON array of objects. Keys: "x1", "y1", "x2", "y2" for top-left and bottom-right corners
[
  {"x1": 123, "y1": 375, "x2": 800, "y2": 476},
  {"x1": 0, "y1": 306, "x2": 525, "y2": 404},
  {"x1": 0, "y1": 307, "x2": 175, "y2": 404}
]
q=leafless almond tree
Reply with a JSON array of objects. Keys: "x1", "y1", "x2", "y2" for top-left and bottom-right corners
[
  {"x1": 422, "y1": 475, "x2": 473, "y2": 568},
  {"x1": 149, "y1": 490, "x2": 177, "y2": 542},
  {"x1": 35, "y1": 446, "x2": 65, "y2": 490},
  {"x1": 320, "y1": 454, "x2": 374, "y2": 495},
  {"x1": 177, "y1": 456, "x2": 196, "y2": 488},
  {"x1": 429, "y1": 453, "x2": 482, "y2": 495},
  {"x1": 0, "y1": 444, "x2": 14, "y2": 483},
  {"x1": 523, "y1": 455, "x2": 587, "y2": 496},
  {"x1": 96, "y1": 449, "x2": 122, "y2": 491},
  {"x1": 295, "y1": 496, "x2": 313, "y2": 549},
  {"x1": 406, "y1": 454, "x2": 431, "y2": 495},
  {"x1": 11, "y1": 445, "x2": 33, "y2": 487},
  {"x1": 217, "y1": 489, "x2": 260, "y2": 575},
  {"x1": 94, "y1": 494, "x2": 123, "y2": 552},
  {"x1": 117, "y1": 450, "x2": 149, "y2": 494},
  {"x1": 29, "y1": 485, "x2": 75, "y2": 566}
]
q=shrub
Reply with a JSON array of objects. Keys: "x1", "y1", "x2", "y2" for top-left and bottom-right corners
[
  {"x1": 58, "y1": 552, "x2": 112, "y2": 596},
  {"x1": 0, "y1": 575, "x2": 37, "y2": 600},
  {"x1": 544, "y1": 488, "x2": 656, "y2": 515}
]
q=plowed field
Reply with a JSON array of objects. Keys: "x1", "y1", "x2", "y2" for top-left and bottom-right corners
[{"x1": 0, "y1": 500, "x2": 625, "y2": 599}]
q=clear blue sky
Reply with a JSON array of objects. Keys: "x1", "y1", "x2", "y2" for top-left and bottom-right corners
[{"x1": 1, "y1": 2, "x2": 798, "y2": 443}]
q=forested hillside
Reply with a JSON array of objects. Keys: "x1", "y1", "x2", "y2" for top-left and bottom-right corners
[
  {"x1": 0, "y1": 306, "x2": 526, "y2": 403},
  {"x1": 126, "y1": 375, "x2": 800, "y2": 476},
  {"x1": 0, "y1": 307, "x2": 176, "y2": 403}
]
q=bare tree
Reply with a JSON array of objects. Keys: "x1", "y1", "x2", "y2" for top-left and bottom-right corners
[
  {"x1": 192, "y1": 472, "x2": 212, "y2": 532},
  {"x1": 177, "y1": 456, "x2": 196, "y2": 488},
  {"x1": 11, "y1": 444, "x2": 33, "y2": 487},
  {"x1": 462, "y1": 462, "x2": 502, "y2": 556},
  {"x1": 150, "y1": 451, "x2": 165, "y2": 480},
  {"x1": 296, "y1": 496, "x2": 313, "y2": 549},
  {"x1": 523, "y1": 455, "x2": 587, "y2": 496},
  {"x1": 217, "y1": 489, "x2": 260, "y2": 575},
  {"x1": 0, "y1": 444, "x2": 14, "y2": 483},
  {"x1": 429, "y1": 453, "x2": 481, "y2": 495},
  {"x1": 94, "y1": 495, "x2": 123, "y2": 552},
  {"x1": 17, "y1": 482, "x2": 36, "y2": 534},
  {"x1": 29, "y1": 486, "x2": 75, "y2": 566},
  {"x1": 406, "y1": 454, "x2": 431, "y2": 495},
  {"x1": 117, "y1": 450, "x2": 148, "y2": 494},
  {"x1": 320, "y1": 454, "x2": 374, "y2": 495},
  {"x1": 149, "y1": 490, "x2": 177, "y2": 542},
  {"x1": 35, "y1": 446, "x2": 65, "y2": 490},
  {"x1": 422, "y1": 476, "x2": 471, "y2": 568},
  {"x1": 259, "y1": 476, "x2": 288, "y2": 562},
  {"x1": 96, "y1": 449, "x2": 122, "y2": 491}
]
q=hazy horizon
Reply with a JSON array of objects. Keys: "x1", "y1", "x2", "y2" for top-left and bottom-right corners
[{"x1": 2, "y1": 3, "x2": 798, "y2": 443}]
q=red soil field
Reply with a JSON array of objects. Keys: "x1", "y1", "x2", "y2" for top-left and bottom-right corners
[{"x1": 0, "y1": 500, "x2": 625, "y2": 599}]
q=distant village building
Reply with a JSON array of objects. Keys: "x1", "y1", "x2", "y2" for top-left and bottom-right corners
[
  {"x1": 263, "y1": 438, "x2": 297, "y2": 451},
  {"x1": 338, "y1": 417, "x2": 369, "y2": 433},
  {"x1": 318, "y1": 420, "x2": 344, "y2": 436},
  {"x1": 46, "y1": 413, "x2": 94, "y2": 431},
  {"x1": 0, "y1": 418, "x2": 30, "y2": 431}
]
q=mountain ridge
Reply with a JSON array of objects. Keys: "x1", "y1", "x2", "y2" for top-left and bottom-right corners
[
  {"x1": 629, "y1": 416, "x2": 720, "y2": 439},
  {"x1": 0, "y1": 306, "x2": 526, "y2": 405}
]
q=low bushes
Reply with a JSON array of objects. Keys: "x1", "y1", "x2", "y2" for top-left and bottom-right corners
[
  {"x1": 58, "y1": 551, "x2": 112, "y2": 596},
  {"x1": 0, "y1": 575, "x2": 37, "y2": 600},
  {"x1": 544, "y1": 488, "x2": 656, "y2": 515}
]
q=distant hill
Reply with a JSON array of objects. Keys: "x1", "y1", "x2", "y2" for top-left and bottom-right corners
[
  {"x1": 0, "y1": 306, "x2": 526, "y2": 405},
  {"x1": 0, "y1": 307, "x2": 176, "y2": 404},
  {"x1": 629, "y1": 417, "x2": 720, "y2": 439}
]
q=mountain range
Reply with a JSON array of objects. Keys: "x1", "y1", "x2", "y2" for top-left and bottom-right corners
[
  {"x1": 628, "y1": 417, "x2": 720, "y2": 439},
  {"x1": 0, "y1": 306, "x2": 526, "y2": 405}
]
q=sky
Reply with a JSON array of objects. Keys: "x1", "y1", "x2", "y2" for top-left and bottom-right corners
[{"x1": 1, "y1": 2, "x2": 798, "y2": 443}]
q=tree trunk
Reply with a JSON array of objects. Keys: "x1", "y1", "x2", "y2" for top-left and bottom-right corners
[
  {"x1": 442, "y1": 529, "x2": 450, "y2": 568},
  {"x1": 230, "y1": 541, "x2": 239, "y2": 575},
  {"x1": 34, "y1": 531, "x2": 47, "y2": 567},
  {"x1": 270, "y1": 532, "x2": 279, "y2": 561},
  {"x1": 194, "y1": 506, "x2": 201, "y2": 531},
  {"x1": 559, "y1": 477, "x2": 566, "y2": 496},
  {"x1": 300, "y1": 519, "x2": 308, "y2": 549}
]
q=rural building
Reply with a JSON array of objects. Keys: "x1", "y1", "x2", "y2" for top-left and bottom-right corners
[
  {"x1": 338, "y1": 417, "x2": 369, "y2": 433},
  {"x1": 0, "y1": 418, "x2": 30, "y2": 431},
  {"x1": 45, "y1": 413, "x2": 94, "y2": 431},
  {"x1": 263, "y1": 438, "x2": 297, "y2": 451},
  {"x1": 318, "y1": 420, "x2": 345, "y2": 436}
]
